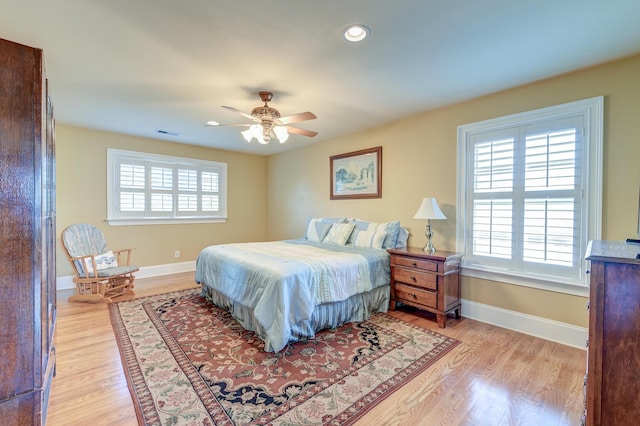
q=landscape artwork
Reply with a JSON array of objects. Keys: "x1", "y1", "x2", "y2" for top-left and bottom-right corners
[{"x1": 330, "y1": 146, "x2": 382, "y2": 200}]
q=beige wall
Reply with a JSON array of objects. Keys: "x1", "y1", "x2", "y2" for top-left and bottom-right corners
[
  {"x1": 55, "y1": 125, "x2": 268, "y2": 277},
  {"x1": 266, "y1": 54, "x2": 640, "y2": 328}
]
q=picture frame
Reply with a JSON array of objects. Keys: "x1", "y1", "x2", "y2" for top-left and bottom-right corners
[{"x1": 330, "y1": 146, "x2": 382, "y2": 200}]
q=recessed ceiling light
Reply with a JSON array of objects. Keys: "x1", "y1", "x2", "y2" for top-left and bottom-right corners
[
  {"x1": 206, "y1": 120, "x2": 220, "y2": 126},
  {"x1": 344, "y1": 25, "x2": 369, "y2": 42}
]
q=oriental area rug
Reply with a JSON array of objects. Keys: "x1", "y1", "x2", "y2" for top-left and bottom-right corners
[{"x1": 108, "y1": 288, "x2": 460, "y2": 425}]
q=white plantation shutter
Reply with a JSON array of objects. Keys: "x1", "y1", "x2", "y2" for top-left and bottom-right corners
[
  {"x1": 468, "y1": 118, "x2": 582, "y2": 275},
  {"x1": 177, "y1": 169, "x2": 198, "y2": 214},
  {"x1": 150, "y1": 166, "x2": 173, "y2": 213},
  {"x1": 107, "y1": 149, "x2": 227, "y2": 225},
  {"x1": 201, "y1": 171, "x2": 219, "y2": 212},
  {"x1": 522, "y1": 123, "x2": 581, "y2": 268},
  {"x1": 471, "y1": 133, "x2": 515, "y2": 261},
  {"x1": 119, "y1": 163, "x2": 146, "y2": 212},
  {"x1": 523, "y1": 198, "x2": 575, "y2": 265},
  {"x1": 473, "y1": 137, "x2": 514, "y2": 194},
  {"x1": 457, "y1": 97, "x2": 603, "y2": 293},
  {"x1": 472, "y1": 198, "x2": 513, "y2": 259}
]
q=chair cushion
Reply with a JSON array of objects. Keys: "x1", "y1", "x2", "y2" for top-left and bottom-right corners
[
  {"x1": 97, "y1": 264, "x2": 139, "y2": 278},
  {"x1": 62, "y1": 223, "x2": 108, "y2": 258}
]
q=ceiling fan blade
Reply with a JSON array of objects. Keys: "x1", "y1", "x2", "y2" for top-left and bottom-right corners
[
  {"x1": 222, "y1": 105, "x2": 258, "y2": 122},
  {"x1": 278, "y1": 111, "x2": 316, "y2": 125},
  {"x1": 209, "y1": 123, "x2": 252, "y2": 127},
  {"x1": 286, "y1": 126, "x2": 317, "y2": 137}
]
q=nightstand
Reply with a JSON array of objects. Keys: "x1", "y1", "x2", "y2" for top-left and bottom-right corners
[{"x1": 387, "y1": 247, "x2": 463, "y2": 328}]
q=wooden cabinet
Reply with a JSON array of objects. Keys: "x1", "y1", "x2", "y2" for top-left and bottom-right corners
[
  {"x1": 388, "y1": 247, "x2": 462, "y2": 328},
  {"x1": 584, "y1": 240, "x2": 640, "y2": 426},
  {"x1": 0, "y1": 37, "x2": 56, "y2": 425}
]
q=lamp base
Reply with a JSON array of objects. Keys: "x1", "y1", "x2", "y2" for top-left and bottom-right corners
[
  {"x1": 423, "y1": 221, "x2": 437, "y2": 253},
  {"x1": 422, "y1": 243, "x2": 436, "y2": 253}
]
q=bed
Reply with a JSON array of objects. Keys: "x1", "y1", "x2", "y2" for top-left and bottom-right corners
[{"x1": 195, "y1": 218, "x2": 407, "y2": 352}]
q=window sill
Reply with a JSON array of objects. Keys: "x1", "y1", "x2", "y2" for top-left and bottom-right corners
[
  {"x1": 462, "y1": 265, "x2": 589, "y2": 297},
  {"x1": 106, "y1": 217, "x2": 229, "y2": 226}
]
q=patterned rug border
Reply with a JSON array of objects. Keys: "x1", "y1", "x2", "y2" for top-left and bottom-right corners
[
  {"x1": 109, "y1": 288, "x2": 461, "y2": 425},
  {"x1": 109, "y1": 289, "x2": 211, "y2": 425},
  {"x1": 142, "y1": 292, "x2": 231, "y2": 424}
]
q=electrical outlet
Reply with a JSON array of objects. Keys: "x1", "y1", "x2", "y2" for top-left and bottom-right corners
[{"x1": 174, "y1": 250, "x2": 180, "y2": 258}]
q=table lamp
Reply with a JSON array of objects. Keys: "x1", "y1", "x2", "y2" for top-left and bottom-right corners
[{"x1": 413, "y1": 197, "x2": 447, "y2": 253}]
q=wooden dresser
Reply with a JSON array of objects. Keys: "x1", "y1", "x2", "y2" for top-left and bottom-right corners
[
  {"x1": 583, "y1": 240, "x2": 640, "y2": 426},
  {"x1": 0, "y1": 38, "x2": 57, "y2": 425},
  {"x1": 387, "y1": 247, "x2": 462, "y2": 327}
]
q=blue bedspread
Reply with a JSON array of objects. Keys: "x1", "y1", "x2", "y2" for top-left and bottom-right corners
[{"x1": 195, "y1": 239, "x2": 390, "y2": 352}]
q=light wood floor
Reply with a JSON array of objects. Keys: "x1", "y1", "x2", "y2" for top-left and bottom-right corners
[{"x1": 47, "y1": 273, "x2": 586, "y2": 426}]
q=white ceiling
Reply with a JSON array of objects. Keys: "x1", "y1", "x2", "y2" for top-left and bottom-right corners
[{"x1": 2, "y1": 0, "x2": 640, "y2": 156}]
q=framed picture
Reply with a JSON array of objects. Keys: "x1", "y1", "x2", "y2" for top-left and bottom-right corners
[{"x1": 330, "y1": 146, "x2": 382, "y2": 200}]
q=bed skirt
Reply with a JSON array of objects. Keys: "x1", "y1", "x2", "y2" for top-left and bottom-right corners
[{"x1": 200, "y1": 284, "x2": 390, "y2": 352}]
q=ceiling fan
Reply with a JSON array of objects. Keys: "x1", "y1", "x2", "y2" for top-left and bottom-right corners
[{"x1": 208, "y1": 91, "x2": 317, "y2": 144}]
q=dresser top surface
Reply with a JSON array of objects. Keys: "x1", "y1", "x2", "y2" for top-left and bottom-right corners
[{"x1": 585, "y1": 240, "x2": 640, "y2": 265}]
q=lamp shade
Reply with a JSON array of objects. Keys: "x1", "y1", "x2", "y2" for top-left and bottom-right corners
[{"x1": 413, "y1": 197, "x2": 447, "y2": 220}]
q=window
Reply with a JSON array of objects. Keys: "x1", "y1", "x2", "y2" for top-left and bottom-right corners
[
  {"x1": 456, "y1": 97, "x2": 603, "y2": 295},
  {"x1": 107, "y1": 149, "x2": 227, "y2": 225}
]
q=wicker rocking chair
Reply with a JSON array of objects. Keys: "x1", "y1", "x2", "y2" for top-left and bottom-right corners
[{"x1": 62, "y1": 223, "x2": 138, "y2": 303}]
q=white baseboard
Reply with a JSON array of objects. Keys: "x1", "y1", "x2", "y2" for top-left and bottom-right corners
[
  {"x1": 461, "y1": 299, "x2": 588, "y2": 350},
  {"x1": 56, "y1": 260, "x2": 197, "y2": 291}
]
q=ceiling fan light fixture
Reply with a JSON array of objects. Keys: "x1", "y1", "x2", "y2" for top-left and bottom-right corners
[
  {"x1": 242, "y1": 124, "x2": 264, "y2": 143},
  {"x1": 241, "y1": 127, "x2": 254, "y2": 143},
  {"x1": 344, "y1": 25, "x2": 369, "y2": 42},
  {"x1": 213, "y1": 91, "x2": 317, "y2": 145},
  {"x1": 273, "y1": 125, "x2": 289, "y2": 143}
]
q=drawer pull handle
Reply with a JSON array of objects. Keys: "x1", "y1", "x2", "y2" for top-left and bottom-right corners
[
  {"x1": 410, "y1": 275, "x2": 417, "y2": 282},
  {"x1": 412, "y1": 261, "x2": 417, "y2": 267},
  {"x1": 411, "y1": 293, "x2": 417, "y2": 299}
]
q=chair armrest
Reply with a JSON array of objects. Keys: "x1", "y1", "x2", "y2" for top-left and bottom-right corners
[
  {"x1": 68, "y1": 254, "x2": 100, "y2": 278},
  {"x1": 112, "y1": 248, "x2": 135, "y2": 266}
]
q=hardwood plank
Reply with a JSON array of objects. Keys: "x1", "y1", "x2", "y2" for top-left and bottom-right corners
[{"x1": 47, "y1": 274, "x2": 586, "y2": 425}]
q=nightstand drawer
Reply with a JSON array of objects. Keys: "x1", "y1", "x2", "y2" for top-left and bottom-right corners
[
  {"x1": 394, "y1": 267, "x2": 437, "y2": 290},
  {"x1": 395, "y1": 283, "x2": 437, "y2": 308},
  {"x1": 393, "y1": 256, "x2": 438, "y2": 271}
]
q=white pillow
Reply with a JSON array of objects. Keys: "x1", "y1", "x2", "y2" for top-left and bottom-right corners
[
  {"x1": 83, "y1": 250, "x2": 118, "y2": 274},
  {"x1": 348, "y1": 219, "x2": 401, "y2": 249},
  {"x1": 304, "y1": 217, "x2": 345, "y2": 242},
  {"x1": 352, "y1": 228, "x2": 387, "y2": 249},
  {"x1": 323, "y1": 223, "x2": 355, "y2": 245}
]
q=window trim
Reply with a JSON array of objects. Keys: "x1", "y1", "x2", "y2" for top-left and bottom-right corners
[
  {"x1": 456, "y1": 97, "x2": 603, "y2": 296},
  {"x1": 107, "y1": 149, "x2": 228, "y2": 226}
]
